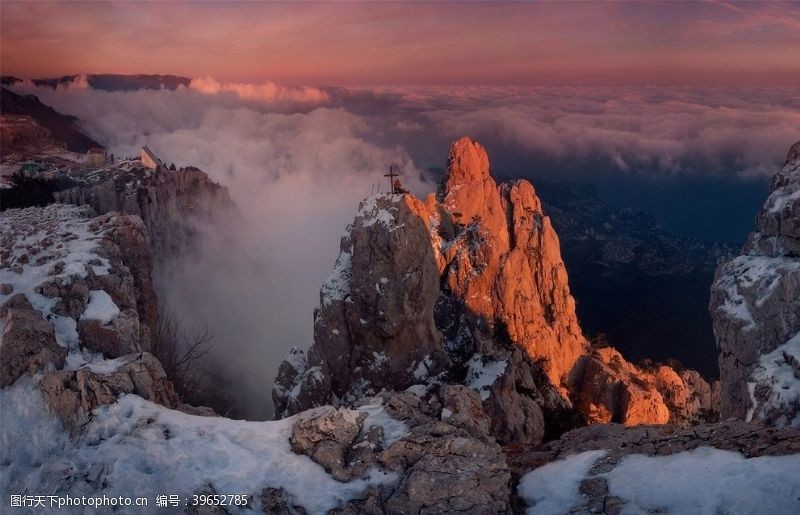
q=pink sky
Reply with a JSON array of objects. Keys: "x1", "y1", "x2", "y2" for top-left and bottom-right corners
[{"x1": 2, "y1": 1, "x2": 799, "y2": 86}]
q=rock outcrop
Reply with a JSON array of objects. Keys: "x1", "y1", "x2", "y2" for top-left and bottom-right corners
[
  {"x1": 303, "y1": 193, "x2": 449, "y2": 406},
  {"x1": 275, "y1": 137, "x2": 716, "y2": 442},
  {"x1": 574, "y1": 348, "x2": 719, "y2": 426},
  {"x1": 711, "y1": 140, "x2": 800, "y2": 426},
  {"x1": 0, "y1": 203, "x2": 186, "y2": 421},
  {"x1": 288, "y1": 389, "x2": 513, "y2": 514},
  {"x1": 0, "y1": 293, "x2": 67, "y2": 387},
  {"x1": 39, "y1": 352, "x2": 180, "y2": 429},
  {"x1": 290, "y1": 407, "x2": 368, "y2": 482},
  {"x1": 434, "y1": 140, "x2": 587, "y2": 389}
]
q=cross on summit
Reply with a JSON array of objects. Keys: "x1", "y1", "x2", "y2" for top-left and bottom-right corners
[{"x1": 384, "y1": 165, "x2": 399, "y2": 195}]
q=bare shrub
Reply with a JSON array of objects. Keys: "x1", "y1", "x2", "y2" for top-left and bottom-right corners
[{"x1": 150, "y1": 306, "x2": 212, "y2": 400}]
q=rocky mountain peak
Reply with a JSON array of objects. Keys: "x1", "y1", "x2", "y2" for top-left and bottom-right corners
[
  {"x1": 441, "y1": 136, "x2": 491, "y2": 191},
  {"x1": 439, "y1": 137, "x2": 509, "y2": 245},
  {"x1": 275, "y1": 137, "x2": 718, "y2": 439}
]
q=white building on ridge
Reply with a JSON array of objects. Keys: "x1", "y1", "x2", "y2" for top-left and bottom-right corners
[{"x1": 140, "y1": 146, "x2": 161, "y2": 170}]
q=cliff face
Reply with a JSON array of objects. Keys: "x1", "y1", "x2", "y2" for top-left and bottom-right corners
[
  {"x1": 434, "y1": 138, "x2": 587, "y2": 389},
  {"x1": 711, "y1": 141, "x2": 800, "y2": 426},
  {"x1": 54, "y1": 166, "x2": 236, "y2": 260},
  {"x1": 275, "y1": 137, "x2": 717, "y2": 440}
]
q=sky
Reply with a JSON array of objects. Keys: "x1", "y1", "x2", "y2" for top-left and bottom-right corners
[{"x1": 2, "y1": 1, "x2": 800, "y2": 86}]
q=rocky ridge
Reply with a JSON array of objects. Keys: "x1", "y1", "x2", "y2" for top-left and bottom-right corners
[
  {"x1": 711, "y1": 140, "x2": 800, "y2": 426},
  {"x1": 54, "y1": 164, "x2": 236, "y2": 261},
  {"x1": 0, "y1": 204, "x2": 194, "y2": 423},
  {"x1": 274, "y1": 137, "x2": 719, "y2": 442},
  {"x1": 0, "y1": 86, "x2": 102, "y2": 153}
]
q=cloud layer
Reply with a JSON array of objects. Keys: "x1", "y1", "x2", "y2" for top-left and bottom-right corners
[{"x1": 369, "y1": 85, "x2": 800, "y2": 177}]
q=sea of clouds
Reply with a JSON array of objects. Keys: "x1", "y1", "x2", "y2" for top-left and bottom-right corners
[{"x1": 8, "y1": 77, "x2": 800, "y2": 418}]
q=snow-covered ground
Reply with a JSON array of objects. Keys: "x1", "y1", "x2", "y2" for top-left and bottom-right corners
[
  {"x1": 518, "y1": 447, "x2": 800, "y2": 515},
  {"x1": 0, "y1": 380, "x2": 400, "y2": 514}
]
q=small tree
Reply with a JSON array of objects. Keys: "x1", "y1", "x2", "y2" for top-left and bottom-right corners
[{"x1": 150, "y1": 306, "x2": 212, "y2": 399}]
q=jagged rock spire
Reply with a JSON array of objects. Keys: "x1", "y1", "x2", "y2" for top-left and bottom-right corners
[{"x1": 275, "y1": 137, "x2": 718, "y2": 438}]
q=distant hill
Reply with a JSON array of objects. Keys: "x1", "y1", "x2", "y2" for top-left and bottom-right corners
[
  {"x1": 0, "y1": 76, "x2": 22, "y2": 86},
  {"x1": 30, "y1": 74, "x2": 191, "y2": 91},
  {"x1": 0, "y1": 87, "x2": 102, "y2": 152}
]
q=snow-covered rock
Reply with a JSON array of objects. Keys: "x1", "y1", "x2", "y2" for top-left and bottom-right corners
[
  {"x1": 0, "y1": 203, "x2": 157, "y2": 356},
  {"x1": 274, "y1": 193, "x2": 449, "y2": 418},
  {"x1": 0, "y1": 293, "x2": 67, "y2": 387},
  {"x1": 0, "y1": 204, "x2": 185, "y2": 430},
  {"x1": 39, "y1": 352, "x2": 181, "y2": 430},
  {"x1": 711, "y1": 140, "x2": 800, "y2": 426}
]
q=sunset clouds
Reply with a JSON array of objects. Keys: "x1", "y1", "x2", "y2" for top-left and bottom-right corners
[
  {"x1": 12, "y1": 79, "x2": 800, "y2": 178},
  {"x1": 189, "y1": 77, "x2": 329, "y2": 105},
  {"x1": 396, "y1": 86, "x2": 800, "y2": 177},
  {"x1": 2, "y1": 1, "x2": 799, "y2": 86}
]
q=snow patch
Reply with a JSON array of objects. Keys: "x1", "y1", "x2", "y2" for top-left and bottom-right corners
[
  {"x1": 712, "y1": 255, "x2": 800, "y2": 330},
  {"x1": 80, "y1": 290, "x2": 120, "y2": 325},
  {"x1": 765, "y1": 182, "x2": 800, "y2": 214},
  {"x1": 465, "y1": 354, "x2": 507, "y2": 401},
  {"x1": 370, "y1": 351, "x2": 389, "y2": 370},
  {"x1": 284, "y1": 347, "x2": 308, "y2": 373},
  {"x1": 518, "y1": 450, "x2": 607, "y2": 515},
  {"x1": 321, "y1": 249, "x2": 352, "y2": 305},
  {"x1": 356, "y1": 398, "x2": 409, "y2": 447},
  {"x1": 404, "y1": 384, "x2": 429, "y2": 397},
  {"x1": 410, "y1": 355, "x2": 433, "y2": 380},
  {"x1": 605, "y1": 447, "x2": 800, "y2": 514}
]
